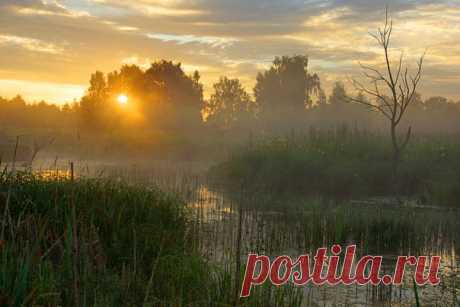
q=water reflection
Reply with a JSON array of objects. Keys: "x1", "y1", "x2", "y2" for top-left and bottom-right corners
[
  {"x1": 25, "y1": 162, "x2": 459, "y2": 306},
  {"x1": 36, "y1": 169, "x2": 73, "y2": 180},
  {"x1": 189, "y1": 184, "x2": 459, "y2": 306},
  {"x1": 189, "y1": 185, "x2": 233, "y2": 221}
]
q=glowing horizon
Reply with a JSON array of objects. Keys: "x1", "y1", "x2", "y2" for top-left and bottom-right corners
[
  {"x1": 0, "y1": 79, "x2": 85, "y2": 105},
  {"x1": 1, "y1": 1, "x2": 459, "y2": 104}
]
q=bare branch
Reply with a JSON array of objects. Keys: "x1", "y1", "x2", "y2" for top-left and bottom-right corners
[
  {"x1": 394, "y1": 52, "x2": 404, "y2": 85},
  {"x1": 345, "y1": 88, "x2": 392, "y2": 120},
  {"x1": 348, "y1": 7, "x2": 425, "y2": 170}
]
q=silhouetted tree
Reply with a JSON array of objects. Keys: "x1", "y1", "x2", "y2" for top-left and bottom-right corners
[
  {"x1": 79, "y1": 71, "x2": 109, "y2": 130},
  {"x1": 0, "y1": 95, "x2": 74, "y2": 131},
  {"x1": 107, "y1": 65, "x2": 147, "y2": 97},
  {"x1": 308, "y1": 82, "x2": 371, "y2": 128},
  {"x1": 254, "y1": 55, "x2": 321, "y2": 129},
  {"x1": 105, "y1": 64, "x2": 163, "y2": 129},
  {"x1": 78, "y1": 62, "x2": 204, "y2": 134},
  {"x1": 145, "y1": 60, "x2": 204, "y2": 130},
  {"x1": 329, "y1": 82, "x2": 347, "y2": 105},
  {"x1": 424, "y1": 96, "x2": 452, "y2": 112},
  {"x1": 205, "y1": 77, "x2": 255, "y2": 130},
  {"x1": 348, "y1": 9, "x2": 424, "y2": 177},
  {"x1": 418, "y1": 96, "x2": 460, "y2": 132},
  {"x1": 317, "y1": 89, "x2": 327, "y2": 106}
]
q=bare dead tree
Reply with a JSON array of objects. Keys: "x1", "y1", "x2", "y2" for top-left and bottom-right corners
[{"x1": 347, "y1": 8, "x2": 425, "y2": 176}]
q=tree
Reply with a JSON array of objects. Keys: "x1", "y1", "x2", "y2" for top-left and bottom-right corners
[
  {"x1": 254, "y1": 55, "x2": 321, "y2": 128},
  {"x1": 145, "y1": 60, "x2": 204, "y2": 130},
  {"x1": 106, "y1": 64, "x2": 162, "y2": 126},
  {"x1": 329, "y1": 82, "x2": 347, "y2": 105},
  {"x1": 424, "y1": 96, "x2": 452, "y2": 112},
  {"x1": 317, "y1": 89, "x2": 327, "y2": 106},
  {"x1": 79, "y1": 71, "x2": 109, "y2": 130},
  {"x1": 88, "y1": 71, "x2": 107, "y2": 100},
  {"x1": 107, "y1": 65, "x2": 148, "y2": 97},
  {"x1": 78, "y1": 62, "x2": 204, "y2": 134},
  {"x1": 205, "y1": 77, "x2": 254, "y2": 130},
  {"x1": 348, "y1": 9, "x2": 424, "y2": 176}
]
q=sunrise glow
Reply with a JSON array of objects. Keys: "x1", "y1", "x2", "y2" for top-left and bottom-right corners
[
  {"x1": 117, "y1": 94, "x2": 128, "y2": 106},
  {"x1": 1, "y1": 2, "x2": 459, "y2": 306},
  {"x1": 0, "y1": 1, "x2": 459, "y2": 103}
]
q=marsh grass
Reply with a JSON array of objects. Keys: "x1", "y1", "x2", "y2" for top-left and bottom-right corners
[
  {"x1": 210, "y1": 129, "x2": 460, "y2": 207},
  {"x1": 0, "y1": 170, "x2": 307, "y2": 306},
  {"x1": 1, "y1": 131, "x2": 459, "y2": 306},
  {"x1": 195, "y1": 182, "x2": 459, "y2": 305},
  {"x1": 0, "y1": 171, "x2": 207, "y2": 306}
]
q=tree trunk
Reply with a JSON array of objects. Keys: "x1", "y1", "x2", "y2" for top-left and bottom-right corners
[{"x1": 390, "y1": 122, "x2": 400, "y2": 196}]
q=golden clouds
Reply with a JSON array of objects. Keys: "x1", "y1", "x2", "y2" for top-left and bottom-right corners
[
  {"x1": 0, "y1": 34, "x2": 64, "y2": 54},
  {"x1": 0, "y1": 0, "x2": 459, "y2": 103}
]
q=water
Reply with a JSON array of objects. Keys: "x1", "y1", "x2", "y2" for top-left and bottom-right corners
[
  {"x1": 189, "y1": 184, "x2": 460, "y2": 306},
  {"x1": 26, "y1": 160, "x2": 460, "y2": 306}
]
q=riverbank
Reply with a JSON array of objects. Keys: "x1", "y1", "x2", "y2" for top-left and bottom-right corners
[{"x1": 0, "y1": 171, "x2": 309, "y2": 306}]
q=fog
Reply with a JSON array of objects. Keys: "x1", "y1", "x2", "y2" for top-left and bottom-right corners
[{"x1": 0, "y1": 56, "x2": 458, "y2": 165}]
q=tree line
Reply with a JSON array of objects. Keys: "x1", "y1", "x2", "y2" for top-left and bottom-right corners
[{"x1": 1, "y1": 55, "x2": 459, "y2": 139}]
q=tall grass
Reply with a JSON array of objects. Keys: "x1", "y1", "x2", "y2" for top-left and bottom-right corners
[
  {"x1": 211, "y1": 128, "x2": 460, "y2": 206},
  {"x1": 0, "y1": 171, "x2": 306, "y2": 306},
  {"x1": 0, "y1": 171, "x2": 208, "y2": 306}
]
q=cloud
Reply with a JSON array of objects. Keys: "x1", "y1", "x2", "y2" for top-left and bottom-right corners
[
  {"x1": 2, "y1": 0, "x2": 91, "y2": 17},
  {"x1": 0, "y1": 0, "x2": 459, "y2": 102},
  {"x1": 147, "y1": 33, "x2": 239, "y2": 48},
  {"x1": 0, "y1": 34, "x2": 64, "y2": 54},
  {"x1": 117, "y1": 26, "x2": 139, "y2": 32},
  {"x1": 90, "y1": 0, "x2": 206, "y2": 16}
]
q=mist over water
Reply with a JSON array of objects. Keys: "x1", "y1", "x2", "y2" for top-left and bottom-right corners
[{"x1": 1, "y1": 5, "x2": 460, "y2": 305}]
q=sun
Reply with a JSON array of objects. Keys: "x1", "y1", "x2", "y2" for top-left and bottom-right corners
[{"x1": 117, "y1": 94, "x2": 128, "y2": 105}]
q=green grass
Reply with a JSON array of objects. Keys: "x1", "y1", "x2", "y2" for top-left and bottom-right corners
[
  {"x1": 265, "y1": 199, "x2": 459, "y2": 255},
  {"x1": 0, "y1": 171, "x2": 305, "y2": 306},
  {"x1": 210, "y1": 129, "x2": 460, "y2": 207},
  {"x1": 0, "y1": 171, "x2": 209, "y2": 306}
]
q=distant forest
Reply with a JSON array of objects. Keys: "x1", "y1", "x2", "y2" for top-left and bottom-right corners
[{"x1": 1, "y1": 55, "x2": 459, "y2": 159}]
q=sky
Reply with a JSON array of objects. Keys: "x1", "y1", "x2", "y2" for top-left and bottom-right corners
[{"x1": 0, "y1": 0, "x2": 459, "y2": 105}]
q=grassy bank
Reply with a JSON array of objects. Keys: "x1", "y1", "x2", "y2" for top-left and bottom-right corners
[
  {"x1": 210, "y1": 129, "x2": 460, "y2": 207},
  {"x1": 0, "y1": 171, "x2": 214, "y2": 306},
  {"x1": 0, "y1": 171, "x2": 307, "y2": 307}
]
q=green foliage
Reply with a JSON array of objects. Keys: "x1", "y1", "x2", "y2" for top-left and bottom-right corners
[
  {"x1": 0, "y1": 172, "x2": 206, "y2": 306},
  {"x1": 211, "y1": 129, "x2": 460, "y2": 206},
  {"x1": 0, "y1": 172, "x2": 306, "y2": 306},
  {"x1": 205, "y1": 76, "x2": 255, "y2": 130}
]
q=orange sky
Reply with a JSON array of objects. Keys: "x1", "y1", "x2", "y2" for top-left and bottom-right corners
[{"x1": 0, "y1": 0, "x2": 459, "y2": 105}]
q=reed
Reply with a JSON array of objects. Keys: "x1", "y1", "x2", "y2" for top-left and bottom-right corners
[
  {"x1": 0, "y1": 170, "x2": 306, "y2": 306},
  {"x1": 211, "y1": 129, "x2": 460, "y2": 207}
]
